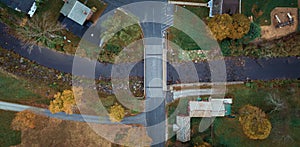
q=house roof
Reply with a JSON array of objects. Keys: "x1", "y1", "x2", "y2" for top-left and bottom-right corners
[
  {"x1": 189, "y1": 99, "x2": 232, "y2": 117},
  {"x1": 60, "y1": 0, "x2": 91, "y2": 25},
  {"x1": 60, "y1": 0, "x2": 77, "y2": 16},
  {"x1": 0, "y1": 0, "x2": 35, "y2": 12},
  {"x1": 176, "y1": 116, "x2": 190, "y2": 142}
]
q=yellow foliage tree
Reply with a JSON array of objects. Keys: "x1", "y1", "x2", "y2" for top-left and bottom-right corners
[
  {"x1": 11, "y1": 110, "x2": 36, "y2": 131},
  {"x1": 49, "y1": 87, "x2": 82, "y2": 114},
  {"x1": 109, "y1": 103, "x2": 125, "y2": 122},
  {"x1": 230, "y1": 14, "x2": 251, "y2": 39},
  {"x1": 239, "y1": 105, "x2": 272, "y2": 140},
  {"x1": 208, "y1": 14, "x2": 233, "y2": 41},
  {"x1": 208, "y1": 14, "x2": 251, "y2": 41}
]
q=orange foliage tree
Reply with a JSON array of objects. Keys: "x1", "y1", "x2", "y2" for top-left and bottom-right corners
[
  {"x1": 11, "y1": 110, "x2": 36, "y2": 131},
  {"x1": 239, "y1": 105, "x2": 272, "y2": 140}
]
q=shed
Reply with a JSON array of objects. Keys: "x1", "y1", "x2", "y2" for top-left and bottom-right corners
[{"x1": 0, "y1": 0, "x2": 37, "y2": 17}]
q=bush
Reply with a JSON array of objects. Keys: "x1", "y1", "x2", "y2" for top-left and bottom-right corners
[
  {"x1": 239, "y1": 22, "x2": 261, "y2": 44},
  {"x1": 220, "y1": 39, "x2": 232, "y2": 56}
]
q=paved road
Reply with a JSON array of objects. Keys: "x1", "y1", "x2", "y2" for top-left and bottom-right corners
[
  {"x1": 1, "y1": 3, "x2": 300, "y2": 146},
  {"x1": 1, "y1": 22, "x2": 299, "y2": 82},
  {"x1": 0, "y1": 101, "x2": 146, "y2": 125}
]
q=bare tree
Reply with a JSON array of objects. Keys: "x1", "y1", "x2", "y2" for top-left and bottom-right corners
[
  {"x1": 16, "y1": 12, "x2": 65, "y2": 50},
  {"x1": 266, "y1": 93, "x2": 286, "y2": 114}
]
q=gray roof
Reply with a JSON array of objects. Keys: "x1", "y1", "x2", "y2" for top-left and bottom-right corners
[
  {"x1": 60, "y1": 0, "x2": 77, "y2": 16},
  {"x1": 60, "y1": 0, "x2": 91, "y2": 25},
  {"x1": 176, "y1": 116, "x2": 190, "y2": 142},
  {"x1": 0, "y1": 0, "x2": 35, "y2": 12}
]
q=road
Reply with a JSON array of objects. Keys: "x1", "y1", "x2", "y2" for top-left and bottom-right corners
[
  {"x1": 1, "y1": 1, "x2": 300, "y2": 146},
  {"x1": 1, "y1": 22, "x2": 300, "y2": 82},
  {"x1": 0, "y1": 101, "x2": 146, "y2": 125}
]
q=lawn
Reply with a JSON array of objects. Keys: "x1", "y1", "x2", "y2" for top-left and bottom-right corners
[
  {"x1": 184, "y1": 6, "x2": 209, "y2": 20},
  {"x1": 0, "y1": 71, "x2": 49, "y2": 105},
  {"x1": 0, "y1": 110, "x2": 21, "y2": 147},
  {"x1": 171, "y1": 0, "x2": 209, "y2": 2},
  {"x1": 167, "y1": 80, "x2": 300, "y2": 146},
  {"x1": 168, "y1": 5, "x2": 210, "y2": 51},
  {"x1": 242, "y1": 0, "x2": 298, "y2": 25},
  {"x1": 215, "y1": 80, "x2": 300, "y2": 146}
]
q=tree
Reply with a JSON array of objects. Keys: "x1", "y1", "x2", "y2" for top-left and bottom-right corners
[
  {"x1": 49, "y1": 88, "x2": 82, "y2": 114},
  {"x1": 16, "y1": 12, "x2": 65, "y2": 49},
  {"x1": 208, "y1": 14, "x2": 251, "y2": 41},
  {"x1": 230, "y1": 14, "x2": 251, "y2": 40},
  {"x1": 239, "y1": 105, "x2": 272, "y2": 140},
  {"x1": 208, "y1": 14, "x2": 233, "y2": 41},
  {"x1": 108, "y1": 103, "x2": 125, "y2": 122},
  {"x1": 11, "y1": 110, "x2": 36, "y2": 131}
]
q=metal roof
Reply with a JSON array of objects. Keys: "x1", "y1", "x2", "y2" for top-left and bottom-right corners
[
  {"x1": 60, "y1": 0, "x2": 91, "y2": 25},
  {"x1": 176, "y1": 116, "x2": 190, "y2": 142},
  {"x1": 189, "y1": 99, "x2": 232, "y2": 117},
  {"x1": 60, "y1": 0, "x2": 77, "y2": 16}
]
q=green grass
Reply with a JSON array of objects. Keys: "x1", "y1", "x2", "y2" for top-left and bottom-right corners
[
  {"x1": 0, "y1": 72, "x2": 47, "y2": 104},
  {"x1": 172, "y1": 0, "x2": 209, "y2": 3},
  {"x1": 169, "y1": 6, "x2": 209, "y2": 50},
  {"x1": 0, "y1": 110, "x2": 21, "y2": 147},
  {"x1": 242, "y1": 0, "x2": 297, "y2": 25},
  {"x1": 184, "y1": 6, "x2": 209, "y2": 20},
  {"x1": 167, "y1": 80, "x2": 300, "y2": 146},
  {"x1": 213, "y1": 81, "x2": 300, "y2": 146},
  {"x1": 169, "y1": 27, "x2": 200, "y2": 50}
]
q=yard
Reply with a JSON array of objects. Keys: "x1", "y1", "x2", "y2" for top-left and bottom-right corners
[
  {"x1": 0, "y1": 70, "x2": 50, "y2": 105},
  {"x1": 167, "y1": 4, "x2": 212, "y2": 63},
  {"x1": 242, "y1": 0, "x2": 298, "y2": 25},
  {"x1": 0, "y1": 110, "x2": 21, "y2": 147},
  {"x1": 167, "y1": 80, "x2": 300, "y2": 146},
  {"x1": 214, "y1": 80, "x2": 300, "y2": 146},
  {"x1": 35, "y1": 0, "x2": 107, "y2": 54},
  {"x1": 1, "y1": 0, "x2": 107, "y2": 55}
]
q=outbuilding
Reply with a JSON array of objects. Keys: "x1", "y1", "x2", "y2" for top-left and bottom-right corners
[{"x1": 0, "y1": 0, "x2": 37, "y2": 17}]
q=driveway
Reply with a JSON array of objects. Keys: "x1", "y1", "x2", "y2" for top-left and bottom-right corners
[{"x1": 0, "y1": 101, "x2": 146, "y2": 125}]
